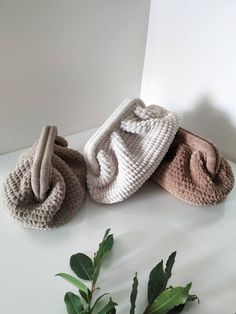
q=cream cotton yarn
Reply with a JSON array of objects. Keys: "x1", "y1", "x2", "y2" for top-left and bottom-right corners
[
  {"x1": 2, "y1": 126, "x2": 87, "y2": 229},
  {"x1": 84, "y1": 97, "x2": 180, "y2": 204}
]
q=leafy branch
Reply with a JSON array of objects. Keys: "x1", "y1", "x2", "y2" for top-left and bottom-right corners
[
  {"x1": 56, "y1": 229, "x2": 199, "y2": 314},
  {"x1": 56, "y1": 228, "x2": 117, "y2": 314}
]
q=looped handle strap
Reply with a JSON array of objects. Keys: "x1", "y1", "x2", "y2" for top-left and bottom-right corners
[
  {"x1": 176, "y1": 128, "x2": 221, "y2": 177},
  {"x1": 31, "y1": 126, "x2": 57, "y2": 201}
]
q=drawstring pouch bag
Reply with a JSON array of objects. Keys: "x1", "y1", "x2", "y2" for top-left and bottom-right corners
[
  {"x1": 84, "y1": 97, "x2": 180, "y2": 204},
  {"x1": 2, "y1": 126, "x2": 87, "y2": 229}
]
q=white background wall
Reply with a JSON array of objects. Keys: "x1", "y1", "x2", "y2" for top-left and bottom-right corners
[
  {"x1": 1, "y1": 0, "x2": 236, "y2": 161},
  {"x1": 0, "y1": 0, "x2": 150, "y2": 154},
  {"x1": 141, "y1": 0, "x2": 236, "y2": 161}
]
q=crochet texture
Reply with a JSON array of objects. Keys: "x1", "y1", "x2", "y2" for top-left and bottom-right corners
[
  {"x1": 152, "y1": 127, "x2": 234, "y2": 205},
  {"x1": 84, "y1": 97, "x2": 180, "y2": 204},
  {"x1": 2, "y1": 126, "x2": 87, "y2": 229}
]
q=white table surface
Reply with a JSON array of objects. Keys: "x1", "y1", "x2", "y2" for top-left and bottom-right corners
[{"x1": 0, "y1": 128, "x2": 235, "y2": 314}]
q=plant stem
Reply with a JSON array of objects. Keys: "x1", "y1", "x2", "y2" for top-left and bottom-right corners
[{"x1": 86, "y1": 277, "x2": 96, "y2": 313}]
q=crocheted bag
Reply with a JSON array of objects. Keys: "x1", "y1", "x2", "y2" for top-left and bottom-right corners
[
  {"x1": 84, "y1": 97, "x2": 180, "y2": 204},
  {"x1": 151, "y1": 127, "x2": 234, "y2": 205},
  {"x1": 2, "y1": 126, "x2": 87, "y2": 229}
]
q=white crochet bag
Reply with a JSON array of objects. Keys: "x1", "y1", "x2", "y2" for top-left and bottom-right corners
[{"x1": 84, "y1": 97, "x2": 180, "y2": 204}]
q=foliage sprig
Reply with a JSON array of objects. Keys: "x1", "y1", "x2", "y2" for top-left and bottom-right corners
[{"x1": 56, "y1": 229, "x2": 199, "y2": 314}]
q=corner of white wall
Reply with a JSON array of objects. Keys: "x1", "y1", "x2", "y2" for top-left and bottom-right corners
[{"x1": 141, "y1": 0, "x2": 236, "y2": 161}]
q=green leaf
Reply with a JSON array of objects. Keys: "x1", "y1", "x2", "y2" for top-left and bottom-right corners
[
  {"x1": 91, "y1": 293, "x2": 109, "y2": 311},
  {"x1": 92, "y1": 267, "x2": 101, "y2": 285},
  {"x1": 64, "y1": 292, "x2": 84, "y2": 314},
  {"x1": 148, "y1": 252, "x2": 177, "y2": 305},
  {"x1": 94, "y1": 230, "x2": 113, "y2": 266},
  {"x1": 103, "y1": 228, "x2": 111, "y2": 240},
  {"x1": 79, "y1": 290, "x2": 90, "y2": 304},
  {"x1": 146, "y1": 283, "x2": 192, "y2": 314},
  {"x1": 167, "y1": 304, "x2": 185, "y2": 313},
  {"x1": 130, "y1": 272, "x2": 138, "y2": 314},
  {"x1": 56, "y1": 273, "x2": 88, "y2": 294},
  {"x1": 70, "y1": 253, "x2": 94, "y2": 281},
  {"x1": 148, "y1": 260, "x2": 166, "y2": 304},
  {"x1": 164, "y1": 252, "x2": 176, "y2": 286},
  {"x1": 167, "y1": 293, "x2": 200, "y2": 313},
  {"x1": 97, "y1": 298, "x2": 117, "y2": 314},
  {"x1": 93, "y1": 229, "x2": 114, "y2": 283},
  {"x1": 102, "y1": 235, "x2": 113, "y2": 252}
]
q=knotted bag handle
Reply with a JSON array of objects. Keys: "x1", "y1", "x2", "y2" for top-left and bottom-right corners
[
  {"x1": 175, "y1": 128, "x2": 221, "y2": 178},
  {"x1": 31, "y1": 126, "x2": 57, "y2": 201}
]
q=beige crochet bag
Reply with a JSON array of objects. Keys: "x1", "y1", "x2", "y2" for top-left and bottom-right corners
[
  {"x1": 84, "y1": 97, "x2": 180, "y2": 204},
  {"x1": 2, "y1": 126, "x2": 87, "y2": 229}
]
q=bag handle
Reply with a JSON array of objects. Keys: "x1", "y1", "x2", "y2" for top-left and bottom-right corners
[
  {"x1": 31, "y1": 126, "x2": 57, "y2": 201},
  {"x1": 175, "y1": 128, "x2": 221, "y2": 177},
  {"x1": 84, "y1": 97, "x2": 145, "y2": 175}
]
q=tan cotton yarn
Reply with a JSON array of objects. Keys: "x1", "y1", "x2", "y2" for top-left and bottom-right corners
[
  {"x1": 152, "y1": 128, "x2": 234, "y2": 205},
  {"x1": 2, "y1": 126, "x2": 87, "y2": 229}
]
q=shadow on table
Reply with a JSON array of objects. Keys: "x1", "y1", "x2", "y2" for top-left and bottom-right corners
[
  {"x1": 125, "y1": 181, "x2": 226, "y2": 228},
  {"x1": 27, "y1": 179, "x2": 227, "y2": 245}
]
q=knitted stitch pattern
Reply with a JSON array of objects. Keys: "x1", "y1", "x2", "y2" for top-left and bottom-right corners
[
  {"x1": 84, "y1": 97, "x2": 180, "y2": 204},
  {"x1": 152, "y1": 128, "x2": 234, "y2": 205},
  {"x1": 2, "y1": 126, "x2": 87, "y2": 229}
]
